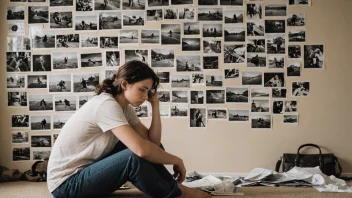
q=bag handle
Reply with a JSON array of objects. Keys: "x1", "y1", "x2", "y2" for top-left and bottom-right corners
[{"x1": 295, "y1": 143, "x2": 323, "y2": 168}]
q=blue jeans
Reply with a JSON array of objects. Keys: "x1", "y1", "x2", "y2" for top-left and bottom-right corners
[{"x1": 52, "y1": 142, "x2": 182, "y2": 198}]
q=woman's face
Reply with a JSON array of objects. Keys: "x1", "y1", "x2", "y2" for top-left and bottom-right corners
[
  {"x1": 124, "y1": 78, "x2": 153, "y2": 107},
  {"x1": 275, "y1": 75, "x2": 279, "y2": 80}
]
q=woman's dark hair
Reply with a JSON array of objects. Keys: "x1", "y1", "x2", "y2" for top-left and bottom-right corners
[{"x1": 96, "y1": 60, "x2": 159, "y2": 97}]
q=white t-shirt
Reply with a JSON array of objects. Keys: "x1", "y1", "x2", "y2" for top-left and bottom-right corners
[{"x1": 47, "y1": 93, "x2": 140, "y2": 193}]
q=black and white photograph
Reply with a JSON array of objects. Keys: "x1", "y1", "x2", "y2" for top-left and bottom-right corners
[
  {"x1": 265, "y1": 4, "x2": 286, "y2": 17},
  {"x1": 120, "y1": 30, "x2": 139, "y2": 44},
  {"x1": 164, "y1": 8, "x2": 178, "y2": 20},
  {"x1": 203, "y1": 23, "x2": 222, "y2": 38},
  {"x1": 7, "y1": 74, "x2": 25, "y2": 89},
  {"x1": 171, "y1": 75, "x2": 190, "y2": 88},
  {"x1": 224, "y1": 44, "x2": 245, "y2": 64},
  {"x1": 171, "y1": 91, "x2": 188, "y2": 103},
  {"x1": 27, "y1": 75, "x2": 47, "y2": 89},
  {"x1": 251, "y1": 99, "x2": 269, "y2": 113},
  {"x1": 272, "y1": 88, "x2": 287, "y2": 98},
  {"x1": 224, "y1": 9, "x2": 243, "y2": 24},
  {"x1": 251, "y1": 114, "x2": 271, "y2": 129},
  {"x1": 242, "y1": 71, "x2": 262, "y2": 86},
  {"x1": 10, "y1": 0, "x2": 27, "y2": 2},
  {"x1": 268, "y1": 55, "x2": 284, "y2": 69},
  {"x1": 157, "y1": 90, "x2": 170, "y2": 102},
  {"x1": 287, "y1": 62, "x2": 301, "y2": 77},
  {"x1": 203, "y1": 56, "x2": 218, "y2": 70},
  {"x1": 170, "y1": 104, "x2": 188, "y2": 117},
  {"x1": 31, "y1": 135, "x2": 51, "y2": 147},
  {"x1": 292, "y1": 82, "x2": 310, "y2": 97},
  {"x1": 304, "y1": 45, "x2": 324, "y2": 69},
  {"x1": 56, "y1": 34, "x2": 80, "y2": 48},
  {"x1": 203, "y1": 40, "x2": 221, "y2": 53},
  {"x1": 32, "y1": 54, "x2": 51, "y2": 71},
  {"x1": 124, "y1": 50, "x2": 148, "y2": 63},
  {"x1": 288, "y1": 45, "x2": 302, "y2": 59},
  {"x1": 182, "y1": 38, "x2": 200, "y2": 51},
  {"x1": 73, "y1": 73, "x2": 100, "y2": 92},
  {"x1": 190, "y1": 90, "x2": 204, "y2": 104},
  {"x1": 287, "y1": 12, "x2": 305, "y2": 26},
  {"x1": 206, "y1": 90, "x2": 225, "y2": 104},
  {"x1": 122, "y1": 0, "x2": 146, "y2": 10},
  {"x1": 226, "y1": 87, "x2": 248, "y2": 103},
  {"x1": 265, "y1": 20, "x2": 285, "y2": 34},
  {"x1": 267, "y1": 33, "x2": 285, "y2": 54},
  {"x1": 141, "y1": 30, "x2": 160, "y2": 44},
  {"x1": 30, "y1": 115, "x2": 51, "y2": 130},
  {"x1": 33, "y1": 150, "x2": 51, "y2": 160},
  {"x1": 50, "y1": 12, "x2": 73, "y2": 29},
  {"x1": 229, "y1": 110, "x2": 249, "y2": 122},
  {"x1": 30, "y1": 27, "x2": 56, "y2": 49},
  {"x1": 161, "y1": 24, "x2": 181, "y2": 45},
  {"x1": 289, "y1": 29, "x2": 306, "y2": 42},
  {"x1": 99, "y1": 12, "x2": 122, "y2": 30},
  {"x1": 134, "y1": 103, "x2": 149, "y2": 118},
  {"x1": 95, "y1": 0, "x2": 120, "y2": 10},
  {"x1": 76, "y1": 0, "x2": 93, "y2": 11},
  {"x1": 272, "y1": 100, "x2": 284, "y2": 114},
  {"x1": 55, "y1": 95, "x2": 77, "y2": 111},
  {"x1": 7, "y1": 36, "x2": 31, "y2": 51},
  {"x1": 247, "y1": 22, "x2": 264, "y2": 36},
  {"x1": 12, "y1": 115, "x2": 29, "y2": 128},
  {"x1": 198, "y1": 8, "x2": 222, "y2": 21},
  {"x1": 50, "y1": 0, "x2": 74, "y2": 7},
  {"x1": 75, "y1": 15, "x2": 98, "y2": 31},
  {"x1": 220, "y1": 0, "x2": 243, "y2": 5},
  {"x1": 224, "y1": 69, "x2": 239, "y2": 79},
  {"x1": 285, "y1": 100, "x2": 298, "y2": 112},
  {"x1": 224, "y1": 27, "x2": 245, "y2": 42},
  {"x1": 208, "y1": 108, "x2": 227, "y2": 120},
  {"x1": 106, "y1": 51, "x2": 120, "y2": 67},
  {"x1": 100, "y1": 37, "x2": 119, "y2": 49},
  {"x1": 8, "y1": 22, "x2": 25, "y2": 36},
  {"x1": 246, "y1": 3, "x2": 262, "y2": 20},
  {"x1": 198, "y1": 0, "x2": 217, "y2": 5},
  {"x1": 192, "y1": 73, "x2": 204, "y2": 86},
  {"x1": 283, "y1": 115, "x2": 298, "y2": 124},
  {"x1": 105, "y1": 69, "x2": 117, "y2": 79},
  {"x1": 247, "y1": 53, "x2": 266, "y2": 67},
  {"x1": 178, "y1": 8, "x2": 195, "y2": 20},
  {"x1": 247, "y1": 39, "x2": 265, "y2": 53},
  {"x1": 190, "y1": 108, "x2": 206, "y2": 128},
  {"x1": 28, "y1": 6, "x2": 49, "y2": 24},
  {"x1": 146, "y1": 9, "x2": 163, "y2": 21},
  {"x1": 206, "y1": 75, "x2": 222, "y2": 87},
  {"x1": 12, "y1": 131, "x2": 29, "y2": 144},
  {"x1": 176, "y1": 55, "x2": 201, "y2": 72},
  {"x1": 52, "y1": 52, "x2": 78, "y2": 70},
  {"x1": 184, "y1": 22, "x2": 199, "y2": 35},
  {"x1": 7, "y1": 6, "x2": 25, "y2": 20},
  {"x1": 156, "y1": 72, "x2": 170, "y2": 84},
  {"x1": 53, "y1": 134, "x2": 59, "y2": 144},
  {"x1": 12, "y1": 147, "x2": 30, "y2": 161},
  {"x1": 81, "y1": 53, "x2": 103, "y2": 68},
  {"x1": 148, "y1": 0, "x2": 169, "y2": 7},
  {"x1": 288, "y1": 0, "x2": 311, "y2": 6},
  {"x1": 171, "y1": 0, "x2": 193, "y2": 5},
  {"x1": 80, "y1": 35, "x2": 99, "y2": 48},
  {"x1": 151, "y1": 48, "x2": 175, "y2": 68},
  {"x1": 251, "y1": 88, "x2": 269, "y2": 98},
  {"x1": 28, "y1": 94, "x2": 53, "y2": 111},
  {"x1": 123, "y1": 11, "x2": 144, "y2": 26},
  {"x1": 49, "y1": 74, "x2": 72, "y2": 93},
  {"x1": 264, "y1": 72, "x2": 285, "y2": 87},
  {"x1": 8, "y1": 92, "x2": 27, "y2": 107},
  {"x1": 78, "y1": 95, "x2": 93, "y2": 108}
]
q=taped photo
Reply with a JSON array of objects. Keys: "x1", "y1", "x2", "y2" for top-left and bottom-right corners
[
  {"x1": 247, "y1": 39, "x2": 265, "y2": 53},
  {"x1": 202, "y1": 23, "x2": 222, "y2": 38},
  {"x1": 75, "y1": 15, "x2": 98, "y2": 31},
  {"x1": 8, "y1": 92, "x2": 27, "y2": 107},
  {"x1": 52, "y1": 52, "x2": 78, "y2": 70},
  {"x1": 267, "y1": 55, "x2": 284, "y2": 69},
  {"x1": 171, "y1": 0, "x2": 193, "y2": 5},
  {"x1": 27, "y1": 75, "x2": 48, "y2": 89},
  {"x1": 226, "y1": 87, "x2": 249, "y2": 103},
  {"x1": 247, "y1": 21, "x2": 264, "y2": 36},
  {"x1": 251, "y1": 114, "x2": 271, "y2": 129},
  {"x1": 176, "y1": 55, "x2": 201, "y2": 72},
  {"x1": 11, "y1": 115, "x2": 29, "y2": 128},
  {"x1": 155, "y1": 71, "x2": 170, "y2": 84},
  {"x1": 28, "y1": 6, "x2": 49, "y2": 24},
  {"x1": 53, "y1": 114, "x2": 73, "y2": 129},
  {"x1": 203, "y1": 56, "x2": 218, "y2": 70},
  {"x1": 134, "y1": 102, "x2": 149, "y2": 119},
  {"x1": 289, "y1": 0, "x2": 311, "y2": 6},
  {"x1": 265, "y1": 20, "x2": 285, "y2": 34},
  {"x1": 50, "y1": 0, "x2": 74, "y2": 7},
  {"x1": 50, "y1": 11, "x2": 73, "y2": 29},
  {"x1": 267, "y1": 33, "x2": 285, "y2": 54},
  {"x1": 288, "y1": 45, "x2": 302, "y2": 59},
  {"x1": 161, "y1": 24, "x2": 181, "y2": 45},
  {"x1": 283, "y1": 114, "x2": 299, "y2": 125},
  {"x1": 7, "y1": 74, "x2": 26, "y2": 89},
  {"x1": 146, "y1": 9, "x2": 163, "y2": 22},
  {"x1": 100, "y1": 12, "x2": 122, "y2": 30},
  {"x1": 122, "y1": 0, "x2": 146, "y2": 10},
  {"x1": 49, "y1": 74, "x2": 72, "y2": 93},
  {"x1": 30, "y1": 26, "x2": 56, "y2": 49},
  {"x1": 30, "y1": 115, "x2": 51, "y2": 130},
  {"x1": 191, "y1": 73, "x2": 204, "y2": 86},
  {"x1": 151, "y1": 49, "x2": 174, "y2": 68},
  {"x1": 171, "y1": 91, "x2": 188, "y2": 103},
  {"x1": 8, "y1": 22, "x2": 25, "y2": 36},
  {"x1": 106, "y1": 51, "x2": 120, "y2": 67},
  {"x1": 229, "y1": 110, "x2": 249, "y2": 122},
  {"x1": 28, "y1": 94, "x2": 53, "y2": 111},
  {"x1": 272, "y1": 88, "x2": 287, "y2": 98},
  {"x1": 56, "y1": 34, "x2": 80, "y2": 48},
  {"x1": 120, "y1": 29, "x2": 139, "y2": 45},
  {"x1": 246, "y1": 3, "x2": 262, "y2": 20},
  {"x1": 263, "y1": 72, "x2": 285, "y2": 87},
  {"x1": 148, "y1": 0, "x2": 169, "y2": 7},
  {"x1": 304, "y1": 45, "x2": 324, "y2": 69},
  {"x1": 124, "y1": 49, "x2": 148, "y2": 63},
  {"x1": 206, "y1": 75, "x2": 223, "y2": 87},
  {"x1": 224, "y1": 26, "x2": 246, "y2": 42},
  {"x1": 242, "y1": 71, "x2": 262, "y2": 86},
  {"x1": 265, "y1": 4, "x2": 286, "y2": 17},
  {"x1": 289, "y1": 28, "x2": 306, "y2": 42},
  {"x1": 178, "y1": 8, "x2": 195, "y2": 20},
  {"x1": 208, "y1": 108, "x2": 227, "y2": 120},
  {"x1": 76, "y1": 0, "x2": 93, "y2": 11},
  {"x1": 171, "y1": 75, "x2": 190, "y2": 88},
  {"x1": 292, "y1": 82, "x2": 310, "y2": 97},
  {"x1": 95, "y1": 0, "x2": 120, "y2": 10},
  {"x1": 287, "y1": 62, "x2": 301, "y2": 77},
  {"x1": 164, "y1": 9, "x2": 178, "y2": 20},
  {"x1": 247, "y1": 53, "x2": 266, "y2": 67},
  {"x1": 33, "y1": 150, "x2": 51, "y2": 161},
  {"x1": 224, "y1": 69, "x2": 239, "y2": 79},
  {"x1": 157, "y1": 90, "x2": 170, "y2": 103},
  {"x1": 141, "y1": 30, "x2": 160, "y2": 44},
  {"x1": 12, "y1": 131, "x2": 29, "y2": 144},
  {"x1": 73, "y1": 73, "x2": 100, "y2": 92},
  {"x1": 184, "y1": 22, "x2": 200, "y2": 35},
  {"x1": 287, "y1": 12, "x2": 305, "y2": 26},
  {"x1": 251, "y1": 88, "x2": 269, "y2": 98},
  {"x1": 32, "y1": 54, "x2": 51, "y2": 71},
  {"x1": 81, "y1": 53, "x2": 103, "y2": 68},
  {"x1": 224, "y1": 44, "x2": 245, "y2": 64},
  {"x1": 190, "y1": 108, "x2": 206, "y2": 128},
  {"x1": 190, "y1": 90, "x2": 204, "y2": 105},
  {"x1": 170, "y1": 104, "x2": 188, "y2": 117},
  {"x1": 7, "y1": 6, "x2": 25, "y2": 20},
  {"x1": 206, "y1": 90, "x2": 225, "y2": 104},
  {"x1": 285, "y1": 100, "x2": 298, "y2": 113},
  {"x1": 224, "y1": 9, "x2": 243, "y2": 24},
  {"x1": 12, "y1": 147, "x2": 30, "y2": 162},
  {"x1": 31, "y1": 135, "x2": 52, "y2": 147},
  {"x1": 55, "y1": 95, "x2": 77, "y2": 112},
  {"x1": 100, "y1": 37, "x2": 118, "y2": 49},
  {"x1": 272, "y1": 100, "x2": 284, "y2": 114}
]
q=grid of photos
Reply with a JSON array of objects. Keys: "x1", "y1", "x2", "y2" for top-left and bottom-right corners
[{"x1": 6, "y1": 0, "x2": 320, "y2": 161}]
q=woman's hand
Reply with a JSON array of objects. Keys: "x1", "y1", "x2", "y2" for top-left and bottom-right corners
[
  {"x1": 147, "y1": 89, "x2": 159, "y2": 106},
  {"x1": 173, "y1": 159, "x2": 186, "y2": 184}
]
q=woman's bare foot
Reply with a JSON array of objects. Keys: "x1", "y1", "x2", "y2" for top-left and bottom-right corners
[{"x1": 177, "y1": 184, "x2": 212, "y2": 198}]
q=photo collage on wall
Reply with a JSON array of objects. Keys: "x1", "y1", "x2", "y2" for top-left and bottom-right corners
[{"x1": 6, "y1": 0, "x2": 322, "y2": 161}]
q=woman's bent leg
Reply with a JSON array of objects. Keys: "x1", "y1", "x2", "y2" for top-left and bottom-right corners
[{"x1": 52, "y1": 149, "x2": 181, "y2": 198}]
